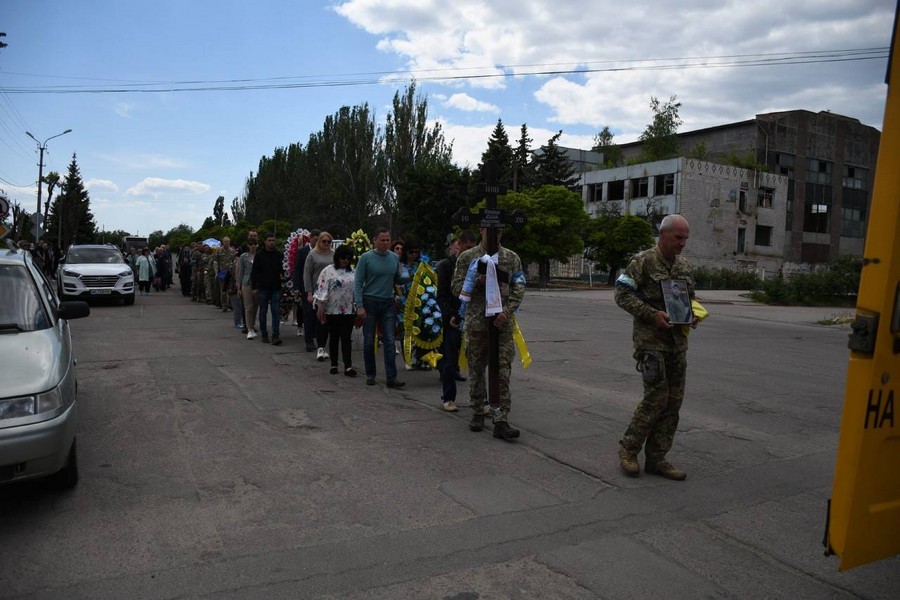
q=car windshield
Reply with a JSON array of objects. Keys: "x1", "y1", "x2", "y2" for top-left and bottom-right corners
[
  {"x1": 66, "y1": 248, "x2": 125, "y2": 265},
  {"x1": 0, "y1": 265, "x2": 50, "y2": 332}
]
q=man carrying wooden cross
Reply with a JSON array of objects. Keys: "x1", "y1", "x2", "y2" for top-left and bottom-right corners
[{"x1": 451, "y1": 228, "x2": 526, "y2": 440}]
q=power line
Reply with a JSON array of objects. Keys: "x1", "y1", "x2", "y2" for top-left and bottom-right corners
[{"x1": 0, "y1": 47, "x2": 888, "y2": 95}]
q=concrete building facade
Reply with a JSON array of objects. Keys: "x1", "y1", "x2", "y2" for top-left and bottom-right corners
[
  {"x1": 581, "y1": 157, "x2": 789, "y2": 274},
  {"x1": 616, "y1": 110, "x2": 881, "y2": 265}
]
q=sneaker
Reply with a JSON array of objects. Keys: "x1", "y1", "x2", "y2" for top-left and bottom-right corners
[
  {"x1": 271, "y1": 335, "x2": 282, "y2": 346},
  {"x1": 296, "y1": 327, "x2": 302, "y2": 336},
  {"x1": 645, "y1": 460, "x2": 687, "y2": 481},
  {"x1": 261, "y1": 333, "x2": 270, "y2": 344},
  {"x1": 329, "y1": 366, "x2": 339, "y2": 375},
  {"x1": 322, "y1": 349, "x2": 330, "y2": 360},
  {"x1": 454, "y1": 373, "x2": 467, "y2": 382},
  {"x1": 404, "y1": 363, "x2": 415, "y2": 371},
  {"x1": 292, "y1": 320, "x2": 299, "y2": 327},
  {"x1": 469, "y1": 413, "x2": 485, "y2": 432},
  {"x1": 386, "y1": 379, "x2": 405, "y2": 389},
  {"x1": 247, "y1": 329, "x2": 258, "y2": 340},
  {"x1": 618, "y1": 447, "x2": 641, "y2": 478},
  {"x1": 492, "y1": 421, "x2": 520, "y2": 440},
  {"x1": 234, "y1": 323, "x2": 244, "y2": 329},
  {"x1": 366, "y1": 377, "x2": 376, "y2": 386},
  {"x1": 442, "y1": 401, "x2": 459, "y2": 412},
  {"x1": 344, "y1": 367, "x2": 357, "y2": 377},
  {"x1": 316, "y1": 348, "x2": 326, "y2": 361}
]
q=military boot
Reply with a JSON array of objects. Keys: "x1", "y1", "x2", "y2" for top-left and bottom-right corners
[
  {"x1": 469, "y1": 413, "x2": 485, "y2": 432},
  {"x1": 645, "y1": 460, "x2": 687, "y2": 481},
  {"x1": 618, "y1": 447, "x2": 641, "y2": 478},
  {"x1": 493, "y1": 421, "x2": 520, "y2": 441}
]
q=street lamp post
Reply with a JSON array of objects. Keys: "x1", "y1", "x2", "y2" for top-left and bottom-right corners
[{"x1": 25, "y1": 129, "x2": 72, "y2": 243}]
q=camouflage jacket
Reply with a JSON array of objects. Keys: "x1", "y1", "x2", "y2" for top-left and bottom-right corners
[
  {"x1": 451, "y1": 243, "x2": 526, "y2": 333},
  {"x1": 191, "y1": 249, "x2": 203, "y2": 269},
  {"x1": 614, "y1": 246, "x2": 694, "y2": 352},
  {"x1": 212, "y1": 246, "x2": 237, "y2": 274}
]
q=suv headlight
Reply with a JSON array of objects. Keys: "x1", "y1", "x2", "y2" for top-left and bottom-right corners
[
  {"x1": 118, "y1": 270, "x2": 133, "y2": 277},
  {"x1": 62, "y1": 269, "x2": 81, "y2": 278}
]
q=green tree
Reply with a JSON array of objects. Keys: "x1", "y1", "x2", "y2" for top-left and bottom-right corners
[
  {"x1": 230, "y1": 196, "x2": 246, "y2": 222},
  {"x1": 41, "y1": 171, "x2": 61, "y2": 226},
  {"x1": 212, "y1": 195, "x2": 226, "y2": 226},
  {"x1": 592, "y1": 125, "x2": 624, "y2": 168},
  {"x1": 638, "y1": 95, "x2": 682, "y2": 162},
  {"x1": 397, "y1": 161, "x2": 473, "y2": 257},
  {"x1": 479, "y1": 119, "x2": 514, "y2": 189},
  {"x1": 384, "y1": 82, "x2": 452, "y2": 222},
  {"x1": 148, "y1": 230, "x2": 165, "y2": 248},
  {"x1": 533, "y1": 131, "x2": 578, "y2": 189},
  {"x1": 584, "y1": 212, "x2": 655, "y2": 284},
  {"x1": 48, "y1": 154, "x2": 96, "y2": 249},
  {"x1": 512, "y1": 123, "x2": 536, "y2": 191},
  {"x1": 489, "y1": 185, "x2": 589, "y2": 288},
  {"x1": 164, "y1": 223, "x2": 194, "y2": 250}
]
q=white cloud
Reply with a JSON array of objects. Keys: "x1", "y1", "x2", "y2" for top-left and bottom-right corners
[
  {"x1": 126, "y1": 177, "x2": 211, "y2": 197},
  {"x1": 85, "y1": 179, "x2": 119, "y2": 193},
  {"x1": 114, "y1": 102, "x2": 136, "y2": 118},
  {"x1": 97, "y1": 153, "x2": 189, "y2": 170},
  {"x1": 444, "y1": 93, "x2": 499, "y2": 113},
  {"x1": 335, "y1": 0, "x2": 892, "y2": 131}
]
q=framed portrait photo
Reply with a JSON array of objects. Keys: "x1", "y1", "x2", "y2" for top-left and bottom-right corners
[{"x1": 660, "y1": 279, "x2": 693, "y2": 325}]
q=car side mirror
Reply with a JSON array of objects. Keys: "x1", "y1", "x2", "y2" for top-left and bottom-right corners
[{"x1": 58, "y1": 301, "x2": 90, "y2": 320}]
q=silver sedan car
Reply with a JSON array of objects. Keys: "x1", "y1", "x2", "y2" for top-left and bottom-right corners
[{"x1": 0, "y1": 244, "x2": 90, "y2": 488}]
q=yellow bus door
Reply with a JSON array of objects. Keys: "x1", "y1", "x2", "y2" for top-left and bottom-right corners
[{"x1": 825, "y1": 2, "x2": 900, "y2": 570}]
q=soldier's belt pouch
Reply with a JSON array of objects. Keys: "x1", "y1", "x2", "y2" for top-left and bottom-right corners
[{"x1": 637, "y1": 351, "x2": 665, "y2": 384}]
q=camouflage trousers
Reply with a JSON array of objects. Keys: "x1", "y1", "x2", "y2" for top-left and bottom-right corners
[
  {"x1": 204, "y1": 272, "x2": 216, "y2": 303},
  {"x1": 465, "y1": 326, "x2": 516, "y2": 422},
  {"x1": 191, "y1": 268, "x2": 203, "y2": 301},
  {"x1": 620, "y1": 349, "x2": 687, "y2": 463}
]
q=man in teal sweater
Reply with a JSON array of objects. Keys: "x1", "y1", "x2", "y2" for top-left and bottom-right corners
[{"x1": 354, "y1": 228, "x2": 405, "y2": 388}]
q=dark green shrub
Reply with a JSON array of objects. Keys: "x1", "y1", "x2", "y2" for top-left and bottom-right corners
[
  {"x1": 692, "y1": 266, "x2": 762, "y2": 290},
  {"x1": 753, "y1": 256, "x2": 862, "y2": 305}
]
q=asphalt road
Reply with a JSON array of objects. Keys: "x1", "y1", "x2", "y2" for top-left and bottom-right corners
[{"x1": 1, "y1": 287, "x2": 897, "y2": 599}]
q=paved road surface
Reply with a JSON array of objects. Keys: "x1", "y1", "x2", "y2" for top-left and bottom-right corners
[{"x1": 1, "y1": 287, "x2": 896, "y2": 599}]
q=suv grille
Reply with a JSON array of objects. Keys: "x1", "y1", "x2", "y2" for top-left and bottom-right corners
[{"x1": 81, "y1": 275, "x2": 120, "y2": 288}]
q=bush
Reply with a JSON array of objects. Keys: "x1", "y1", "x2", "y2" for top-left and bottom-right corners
[
  {"x1": 692, "y1": 266, "x2": 762, "y2": 290},
  {"x1": 750, "y1": 256, "x2": 862, "y2": 306}
]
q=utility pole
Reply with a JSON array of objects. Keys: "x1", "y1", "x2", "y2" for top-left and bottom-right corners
[{"x1": 26, "y1": 129, "x2": 72, "y2": 242}]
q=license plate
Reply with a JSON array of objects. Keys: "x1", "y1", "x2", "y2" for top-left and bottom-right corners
[{"x1": 90, "y1": 289, "x2": 113, "y2": 295}]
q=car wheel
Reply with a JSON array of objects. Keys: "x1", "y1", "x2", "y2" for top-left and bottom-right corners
[
  {"x1": 123, "y1": 293, "x2": 135, "y2": 306},
  {"x1": 52, "y1": 439, "x2": 79, "y2": 489}
]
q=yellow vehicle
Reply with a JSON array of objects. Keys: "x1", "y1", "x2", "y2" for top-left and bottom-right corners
[{"x1": 824, "y1": 2, "x2": 900, "y2": 570}]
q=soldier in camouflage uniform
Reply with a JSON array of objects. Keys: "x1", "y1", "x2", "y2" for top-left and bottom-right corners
[
  {"x1": 614, "y1": 214, "x2": 700, "y2": 481},
  {"x1": 451, "y1": 229, "x2": 526, "y2": 441},
  {"x1": 212, "y1": 237, "x2": 237, "y2": 312},
  {"x1": 202, "y1": 246, "x2": 217, "y2": 305},
  {"x1": 191, "y1": 244, "x2": 205, "y2": 302}
]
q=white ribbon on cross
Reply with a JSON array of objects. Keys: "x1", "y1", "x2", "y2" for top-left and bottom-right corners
[{"x1": 480, "y1": 253, "x2": 503, "y2": 316}]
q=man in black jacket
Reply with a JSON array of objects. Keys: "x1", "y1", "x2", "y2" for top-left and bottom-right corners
[
  {"x1": 435, "y1": 230, "x2": 477, "y2": 412},
  {"x1": 250, "y1": 233, "x2": 285, "y2": 346}
]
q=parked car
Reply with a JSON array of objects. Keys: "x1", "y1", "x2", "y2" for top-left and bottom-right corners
[
  {"x1": 57, "y1": 244, "x2": 135, "y2": 305},
  {"x1": 0, "y1": 244, "x2": 90, "y2": 488}
]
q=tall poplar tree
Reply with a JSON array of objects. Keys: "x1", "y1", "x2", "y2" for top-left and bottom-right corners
[
  {"x1": 479, "y1": 118, "x2": 514, "y2": 189},
  {"x1": 513, "y1": 124, "x2": 535, "y2": 191}
]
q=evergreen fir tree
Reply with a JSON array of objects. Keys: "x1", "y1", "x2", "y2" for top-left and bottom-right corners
[
  {"x1": 479, "y1": 118, "x2": 514, "y2": 189},
  {"x1": 48, "y1": 154, "x2": 96, "y2": 249},
  {"x1": 534, "y1": 131, "x2": 578, "y2": 189},
  {"x1": 513, "y1": 124, "x2": 535, "y2": 191}
]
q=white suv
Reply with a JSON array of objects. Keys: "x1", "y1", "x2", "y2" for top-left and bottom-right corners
[{"x1": 58, "y1": 244, "x2": 135, "y2": 305}]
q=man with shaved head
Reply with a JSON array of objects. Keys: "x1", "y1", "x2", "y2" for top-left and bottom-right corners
[{"x1": 614, "y1": 214, "x2": 701, "y2": 481}]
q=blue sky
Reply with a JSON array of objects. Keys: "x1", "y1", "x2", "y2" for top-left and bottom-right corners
[{"x1": 1, "y1": 0, "x2": 893, "y2": 238}]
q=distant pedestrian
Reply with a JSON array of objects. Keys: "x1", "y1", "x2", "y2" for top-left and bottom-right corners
[
  {"x1": 293, "y1": 229, "x2": 320, "y2": 352},
  {"x1": 250, "y1": 234, "x2": 284, "y2": 346},
  {"x1": 236, "y1": 239, "x2": 259, "y2": 339},
  {"x1": 135, "y1": 248, "x2": 156, "y2": 296},
  {"x1": 354, "y1": 228, "x2": 404, "y2": 388},
  {"x1": 305, "y1": 231, "x2": 335, "y2": 361},
  {"x1": 314, "y1": 244, "x2": 357, "y2": 377}
]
